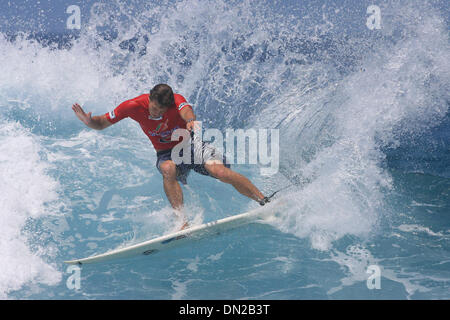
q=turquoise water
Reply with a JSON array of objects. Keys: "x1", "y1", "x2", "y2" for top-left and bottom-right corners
[{"x1": 0, "y1": 0, "x2": 449, "y2": 299}]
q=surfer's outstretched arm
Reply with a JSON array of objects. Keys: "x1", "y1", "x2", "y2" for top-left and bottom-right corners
[{"x1": 72, "y1": 103, "x2": 112, "y2": 130}]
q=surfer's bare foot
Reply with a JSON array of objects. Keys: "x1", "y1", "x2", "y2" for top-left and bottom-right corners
[
  {"x1": 180, "y1": 221, "x2": 189, "y2": 230},
  {"x1": 258, "y1": 196, "x2": 270, "y2": 206},
  {"x1": 172, "y1": 209, "x2": 188, "y2": 230}
]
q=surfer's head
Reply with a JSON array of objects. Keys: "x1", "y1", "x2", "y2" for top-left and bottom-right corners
[
  {"x1": 148, "y1": 84, "x2": 174, "y2": 119},
  {"x1": 150, "y1": 84, "x2": 175, "y2": 108}
]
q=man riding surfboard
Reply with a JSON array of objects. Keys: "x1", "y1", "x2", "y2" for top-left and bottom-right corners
[{"x1": 72, "y1": 84, "x2": 270, "y2": 229}]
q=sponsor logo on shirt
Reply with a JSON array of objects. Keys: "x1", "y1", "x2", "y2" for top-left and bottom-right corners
[
  {"x1": 148, "y1": 125, "x2": 180, "y2": 142},
  {"x1": 178, "y1": 102, "x2": 190, "y2": 111},
  {"x1": 156, "y1": 120, "x2": 169, "y2": 133},
  {"x1": 109, "y1": 110, "x2": 116, "y2": 119}
]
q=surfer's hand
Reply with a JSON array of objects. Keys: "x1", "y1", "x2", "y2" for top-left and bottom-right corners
[
  {"x1": 72, "y1": 103, "x2": 92, "y2": 126},
  {"x1": 186, "y1": 120, "x2": 201, "y2": 133}
]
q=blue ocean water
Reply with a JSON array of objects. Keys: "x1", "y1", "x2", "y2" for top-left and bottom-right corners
[{"x1": 0, "y1": 0, "x2": 449, "y2": 299}]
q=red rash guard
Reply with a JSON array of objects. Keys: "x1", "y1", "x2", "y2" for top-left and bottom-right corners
[{"x1": 105, "y1": 93, "x2": 192, "y2": 151}]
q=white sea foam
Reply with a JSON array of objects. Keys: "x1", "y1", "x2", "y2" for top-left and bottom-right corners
[
  {"x1": 258, "y1": 1, "x2": 450, "y2": 251},
  {"x1": 0, "y1": 122, "x2": 62, "y2": 298},
  {"x1": 397, "y1": 224, "x2": 446, "y2": 238}
]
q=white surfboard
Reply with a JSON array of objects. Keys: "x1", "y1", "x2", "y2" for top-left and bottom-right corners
[{"x1": 64, "y1": 200, "x2": 284, "y2": 265}]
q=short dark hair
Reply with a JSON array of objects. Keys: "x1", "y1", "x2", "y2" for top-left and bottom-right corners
[{"x1": 149, "y1": 84, "x2": 175, "y2": 108}]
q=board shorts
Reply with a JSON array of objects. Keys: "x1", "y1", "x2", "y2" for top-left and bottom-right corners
[{"x1": 156, "y1": 141, "x2": 230, "y2": 185}]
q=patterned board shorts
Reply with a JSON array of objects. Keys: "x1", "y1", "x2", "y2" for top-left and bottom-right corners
[{"x1": 156, "y1": 141, "x2": 230, "y2": 185}]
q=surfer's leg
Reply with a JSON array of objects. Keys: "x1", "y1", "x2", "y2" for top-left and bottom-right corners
[
  {"x1": 156, "y1": 150, "x2": 190, "y2": 229},
  {"x1": 159, "y1": 160, "x2": 184, "y2": 210},
  {"x1": 204, "y1": 161, "x2": 265, "y2": 203}
]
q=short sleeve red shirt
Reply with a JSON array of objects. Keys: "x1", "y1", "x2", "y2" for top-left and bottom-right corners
[{"x1": 105, "y1": 93, "x2": 191, "y2": 151}]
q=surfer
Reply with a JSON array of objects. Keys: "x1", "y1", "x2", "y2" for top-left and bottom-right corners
[{"x1": 72, "y1": 84, "x2": 270, "y2": 229}]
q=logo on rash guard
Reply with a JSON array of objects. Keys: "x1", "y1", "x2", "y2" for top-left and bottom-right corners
[
  {"x1": 178, "y1": 102, "x2": 190, "y2": 111},
  {"x1": 109, "y1": 110, "x2": 116, "y2": 119},
  {"x1": 155, "y1": 121, "x2": 168, "y2": 133},
  {"x1": 159, "y1": 125, "x2": 180, "y2": 143},
  {"x1": 147, "y1": 125, "x2": 180, "y2": 142},
  {"x1": 148, "y1": 117, "x2": 180, "y2": 143}
]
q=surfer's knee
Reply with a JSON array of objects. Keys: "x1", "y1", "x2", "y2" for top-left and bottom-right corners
[
  {"x1": 206, "y1": 162, "x2": 232, "y2": 182},
  {"x1": 160, "y1": 160, "x2": 177, "y2": 180}
]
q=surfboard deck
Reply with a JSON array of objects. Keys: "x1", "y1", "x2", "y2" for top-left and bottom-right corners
[{"x1": 64, "y1": 199, "x2": 284, "y2": 265}]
